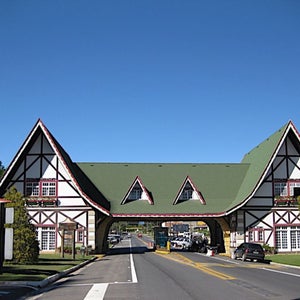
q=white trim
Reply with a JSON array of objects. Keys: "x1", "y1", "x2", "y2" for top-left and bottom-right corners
[{"x1": 227, "y1": 122, "x2": 299, "y2": 215}]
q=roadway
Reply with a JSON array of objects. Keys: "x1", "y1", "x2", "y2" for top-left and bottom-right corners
[{"x1": 13, "y1": 235, "x2": 300, "y2": 299}]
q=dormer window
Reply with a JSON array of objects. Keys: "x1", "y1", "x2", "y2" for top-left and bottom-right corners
[
  {"x1": 121, "y1": 176, "x2": 153, "y2": 205},
  {"x1": 179, "y1": 182, "x2": 193, "y2": 200},
  {"x1": 128, "y1": 183, "x2": 142, "y2": 200},
  {"x1": 173, "y1": 176, "x2": 206, "y2": 205}
]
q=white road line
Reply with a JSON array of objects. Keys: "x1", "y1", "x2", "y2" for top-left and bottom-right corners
[
  {"x1": 262, "y1": 267, "x2": 300, "y2": 278},
  {"x1": 84, "y1": 283, "x2": 108, "y2": 300},
  {"x1": 130, "y1": 239, "x2": 138, "y2": 283}
]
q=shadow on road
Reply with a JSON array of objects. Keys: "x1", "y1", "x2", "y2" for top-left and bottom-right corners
[{"x1": 107, "y1": 246, "x2": 150, "y2": 255}]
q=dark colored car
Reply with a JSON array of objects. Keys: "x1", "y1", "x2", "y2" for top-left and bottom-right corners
[{"x1": 233, "y1": 242, "x2": 265, "y2": 262}]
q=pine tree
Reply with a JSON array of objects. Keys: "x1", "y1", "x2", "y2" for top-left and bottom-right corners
[
  {"x1": 0, "y1": 161, "x2": 4, "y2": 178},
  {"x1": 4, "y1": 187, "x2": 39, "y2": 263}
]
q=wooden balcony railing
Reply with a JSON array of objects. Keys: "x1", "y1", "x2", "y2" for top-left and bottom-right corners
[
  {"x1": 274, "y1": 197, "x2": 299, "y2": 207},
  {"x1": 26, "y1": 198, "x2": 58, "y2": 207}
]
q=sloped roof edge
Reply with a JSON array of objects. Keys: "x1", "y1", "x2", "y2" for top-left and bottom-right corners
[
  {"x1": 226, "y1": 121, "x2": 296, "y2": 214},
  {"x1": 0, "y1": 119, "x2": 110, "y2": 216}
]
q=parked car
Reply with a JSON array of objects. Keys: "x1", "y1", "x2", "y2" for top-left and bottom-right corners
[
  {"x1": 233, "y1": 242, "x2": 265, "y2": 262},
  {"x1": 171, "y1": 237, "x2": 192, "y2": 250}
]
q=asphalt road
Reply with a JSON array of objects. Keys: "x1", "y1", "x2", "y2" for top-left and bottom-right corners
[{"x1": 5, "y1": 235, "x2": 300, "y2": 299}]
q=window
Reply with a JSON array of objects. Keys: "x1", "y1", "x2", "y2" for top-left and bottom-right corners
[
  {"x1": 78, "y1": 230, "x2": 84, "y2": 243},
  {"x1": 289, "y1": 183, "x2": 300, "y2": 197},
  {"x1": 276, "y1": 226, "x2": 300, "y2": 251},
  {"x1": 26, "y1": 179, "x2": 57, "y2": 197},
  {"x1": 26, "y1": 181, "x2": 40, "y2": 196},
  {"x1": 291, "y1": 226, "x2": 300, "y2": 250},
  {"x1": 179, "y1": 182, "x2": 193, "y2": 200},
  {"x1": 122, "y1": 177, "x2": 153, "y2": 205},
  {"x1": 274, "y1": 180, "x2": 300, "y2": 197},
  {"x1": 275, "y1": 227, "x2": 288, "y2": 250},
  {"x1": 274, "y1": 182, "x2": 288, "y2": 197},
  {"x1": 42, "y1": 181, "x2": 56, "y2": 196},
  {"x1": 128, "y1": 183, "x2": 142, "y2": 200},
  {"x1": 249, "y1": 231, "x2": 254, "y2": 242},
  {"x1": 39, "y1": 227, "x2": 56, "y2": 251}
]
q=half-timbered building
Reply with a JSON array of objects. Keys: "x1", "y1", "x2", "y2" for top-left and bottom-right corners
[{"x1": 0, "y1": 119, "x2": 299, "y2": 255}]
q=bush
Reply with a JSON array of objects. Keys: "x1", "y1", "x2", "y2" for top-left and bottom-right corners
[
  {"x1": 263, "y1": 244, "x2": 277, "y2": 254},
  {"x1": 4, "y1": 187, "x2": 40, "y2": 263}
]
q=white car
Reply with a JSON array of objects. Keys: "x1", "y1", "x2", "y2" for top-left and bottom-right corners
[{"x1": 171, "y1": 237, "x2": 192, "y2": 250}]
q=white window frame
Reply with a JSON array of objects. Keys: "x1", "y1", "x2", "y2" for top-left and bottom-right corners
[
  {"x1": 274, "y1": 180, "x2": 300, "y2": 197},
  {"x1": 42, "y1": 181, "x2": 56, "y2": 196},
  {"x1": 275, "y1": 226, "x2": 300, "y2": 251},
  {"x1": 36, "y1": 227, "x2": 56, "y2": 251},
  {"x1": 26, "y1": 179, "x2": 57, "y2": 198}
]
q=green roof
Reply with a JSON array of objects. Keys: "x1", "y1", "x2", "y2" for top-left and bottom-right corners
[
  {"x1": 227, "y1": 122, "x2": 290, "y2": 211},
  {"x1": 1, "y1": 119, "x2": 295, "y2": 218},
  {"x1": 77, "y1": 162, "x2": 248, "y2": 216},
  {"x1": 77, "y1": 122, "x2": 292, "y2": 217}
]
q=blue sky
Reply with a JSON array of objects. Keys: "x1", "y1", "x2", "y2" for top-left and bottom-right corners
[{"x1": 1, "y1": 1, "x2": 300, "y2": 167}]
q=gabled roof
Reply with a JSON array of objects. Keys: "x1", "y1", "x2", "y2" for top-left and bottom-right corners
[
  {"x1": 227, "y1": 120, "x2": 299, "y2": 213},
  {"x1": 0, "y1": 119, "x2": 110, "y2": 216},
  {"x1": 77, "y1": 121, "x2": 299, "y2": 217},
  {"x1": 121, "y1": 176, "x2": 153, "y2": 205},
  {"x1": 173, "y1": 176, "x2": 205, "y2": 205},
  {"x1": 2, "y1": 119, "x2": 298, "y2": 218}
]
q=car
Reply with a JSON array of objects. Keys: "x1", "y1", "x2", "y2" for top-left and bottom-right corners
[
  {"x1": 107, "y1": 235, "x2": 118, "y2": 244},
  {"x1": 171, "y1": 237, "x2": 192, "y2": 250},
  {"x1": 233, "y1": 242, "x2": 265, "y2": 262}
]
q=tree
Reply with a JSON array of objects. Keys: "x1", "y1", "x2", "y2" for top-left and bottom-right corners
[
  {"x1": 0, "y1": 161, "x2": 4, "y2": 178},
  {"x1": 4, "y1": 187, "x2": 39, "y2": 263}
]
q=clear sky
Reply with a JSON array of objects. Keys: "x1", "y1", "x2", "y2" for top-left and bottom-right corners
[{"x1": 1, "y1": 1, "x2": 300, "y2": 167}]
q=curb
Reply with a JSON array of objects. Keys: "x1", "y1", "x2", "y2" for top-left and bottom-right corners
[{"x1": 0, "y1": 256, "x2": 99, "y2": 289}]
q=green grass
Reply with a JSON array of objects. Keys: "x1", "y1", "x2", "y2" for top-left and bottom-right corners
[
  {"x1": 0, "y1": 253, "x2": 94, "y2": 282},
  {"x1": 266, "y1": 254, "x2": 300, "y2": 267}
]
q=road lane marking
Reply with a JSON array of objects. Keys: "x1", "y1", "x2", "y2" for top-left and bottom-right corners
[
  {"x1": 156, "y1": 252, "x2": 236, "y2": 280},
  {"x1": 262, "y1": 267, "x2": 300, "y2": 278},
  {"x1": 130, "y1": 253, "x2": 138, "y2": 283},
  {"x1": 84, "y1": 283, "x2": 108, "y2": 300},
  {"x1": 129, "y1": 239, "x2": 138, "y2": 283}
]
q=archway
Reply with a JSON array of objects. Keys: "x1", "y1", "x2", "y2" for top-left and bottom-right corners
[{"x1": 95, "y1": 216, "x2": 229, "y2": 255}]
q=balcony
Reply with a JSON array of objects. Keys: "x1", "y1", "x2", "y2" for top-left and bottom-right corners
[
  {"x1": 26, "y1": 197, "x2": 58, "y2": 207},
  {"x1": 274, "y1": 196, "x2": 299, "y2": 207}
]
